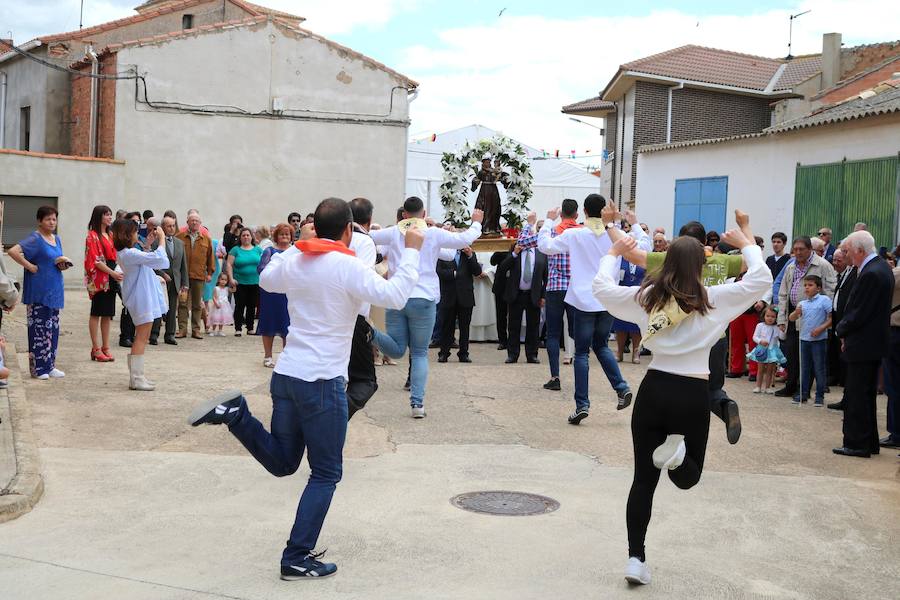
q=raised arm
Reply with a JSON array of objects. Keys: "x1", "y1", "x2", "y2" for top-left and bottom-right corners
[
  {"x1": 706, "y1": 233, "x2": 773, "y2": 327},
  {"x1": 431, "y1": 210, "x2": 484, "y2": 249},
  {"x1": 592, "y1": 239, "x2": 647, "y2": 329},
  {"x1": 537, "y1": 209, "x2": 570, "y2": 256},
  {"x1": 347, "y1": 229, "x2": 424, "y2": 309},
  {"x1": 258, "y1": 245, "x2": 296, "y2": 294},
  {"x1": 368, "y1": 226, "x2": 395, "y2": 246},
  {"x1": 119, "y1": 245, "x2": 170, "y2": 270}
]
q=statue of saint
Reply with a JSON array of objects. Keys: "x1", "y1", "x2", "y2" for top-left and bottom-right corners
[{"x1": 471, "y1": 157, "x2": 508, "y2": 237}]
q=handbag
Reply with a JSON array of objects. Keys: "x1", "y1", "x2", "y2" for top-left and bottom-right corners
[{"x1": 751, "y1": 344, "x2": 769, "y2": 362}]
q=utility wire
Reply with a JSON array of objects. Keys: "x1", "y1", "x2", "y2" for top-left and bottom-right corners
[{"x1": 0, "y1": 40, "x2": 138, "y2": 79}]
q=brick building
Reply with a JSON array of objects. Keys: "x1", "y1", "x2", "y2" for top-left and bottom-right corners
[{"x1": 562, "y1": 34, "x2": 900, "y2": 209}]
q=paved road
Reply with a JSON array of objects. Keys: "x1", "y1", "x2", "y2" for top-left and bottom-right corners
[{"x1": 0, "y1": 296, "x2": 897, "y2": 599}]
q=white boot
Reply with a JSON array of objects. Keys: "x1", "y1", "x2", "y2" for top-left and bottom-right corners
[{"x1": 128, "y1": 354, "x2": 155, "y2": 391}]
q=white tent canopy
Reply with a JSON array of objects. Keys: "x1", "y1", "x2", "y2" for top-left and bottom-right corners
[{"x1": 406, "y1": 124, "x2": 601, "y2": 223}]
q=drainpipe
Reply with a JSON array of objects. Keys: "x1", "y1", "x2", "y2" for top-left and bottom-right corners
[
  {"x1": 0, "y1": 71, "x2": 6, "y2": 149},
  {"x1": 87, "y1": 46, "x2": 99, "y2": 157},
  {"x1": 666, "y1": 82, "x2": 684, "y2": 144}
]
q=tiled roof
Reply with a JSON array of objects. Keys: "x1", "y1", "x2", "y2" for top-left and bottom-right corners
[
  {"x1": 773, "y1": 55, "x2": 822, "y2": 90},
  {"x1": 561, "y1": 96, "x2": 616, "y2": 114},
  {"x1": 639, "y1": 77, "x2": 900, "y2": 153},
  {"x1": 244, "y1": 2, "x2": 304, "y2": 22},
  {"x1": 811, "y1": 54, "x2": 900, "y2": 100},
  {"x1": 619, "y1": 45, "x2": 786, "y2": 91},
  {"x1": 38, "y1": 0, "x2": 268, "y2": 43}
]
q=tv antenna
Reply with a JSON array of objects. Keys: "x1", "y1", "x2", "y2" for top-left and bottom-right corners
[{"x1": 786, "y1": 9, "x2": 811, "y2": 59}]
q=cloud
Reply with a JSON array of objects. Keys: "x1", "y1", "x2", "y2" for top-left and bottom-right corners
[{"x1": 402, "y1": 1, "x2": 900, "y2": 164}]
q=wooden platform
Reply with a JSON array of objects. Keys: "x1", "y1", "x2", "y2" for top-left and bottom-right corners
[{"x1": 472, "y1": 237, "x2": 516, "y2": 252}]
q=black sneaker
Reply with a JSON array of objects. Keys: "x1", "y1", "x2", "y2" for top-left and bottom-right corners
[
  {"x1": 723, "y1": 399, "x2": 742, "y2": 444},
  {"x1": 616, "y1": 389, "x2": 633, "y2": 411},
  {"x1": 543, "y1": 378, "x2": 561, "y2": 391},
  {"x1": 568, "y1": 409, "x2": 589, "y2": 425},
  {"x1": 187, "y1": 390, "x2": 243, "y2": 426},
  {"x1": 403, "y1": 379, "x2": 411, "y2": 391},
  {"x1": 280, "y1": 551, "x2": 337, "y2": 580}
]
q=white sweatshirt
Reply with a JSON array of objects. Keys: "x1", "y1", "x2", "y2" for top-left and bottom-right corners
[{"x1": 592, "y1": 245, "x2": 772, "y2": 376}]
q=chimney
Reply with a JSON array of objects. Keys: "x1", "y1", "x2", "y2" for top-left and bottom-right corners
[{"x1": 821, "y1": 32, "x2": 842, "y2": 91}]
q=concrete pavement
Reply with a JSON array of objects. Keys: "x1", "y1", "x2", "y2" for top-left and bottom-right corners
[{"x1": 0, "y1": 295, "x2": 897, "y2": 599}]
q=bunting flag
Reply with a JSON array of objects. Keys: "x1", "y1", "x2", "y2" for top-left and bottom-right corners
[
  {"x1": 554, "y1": 149, "x2": 560, "y2": 158},
  {"x1": 430, "y1": 133, "x2": 437, "y2": 142}
]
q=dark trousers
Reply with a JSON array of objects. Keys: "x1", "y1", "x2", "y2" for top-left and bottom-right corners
[
  {"x1": 150, "y1": 280, "x2": 179, "y2": 342},
  {"x1": 234, "y1": 283, "x2": 259, "y2": 333},
  {"x1": 885, "y1": 328, "x2": 900, "y2": 439},
  {"x1": 494, "y1": 292, "x2": 508, "y2": 346},
  {"x1": 347, "y1": 315, "x2": 377, "y2": 420},
  {"x1": 119, "y1": 306, "x2": 135, "y2": 343},
  {"x1": 627, "y1": 370, "x2": 709, "y2": 562},
  {"x1": 708, "y1": 337, "x2": 731, "y2": 421},
  {"x1": 842, "y1": 360, "x2": 880, "y2": 453},
  {"x1": 507, "y1": 291, "x2": 540, "y2": 361},
  {"x1": 827, "y1": 328, "x2": 847, "y2": 386},
  {"x1": 782, "y1": 319, "x2": 800, "y2": 394},
  {"x1": 431, "y1": 300, "x2": 444, "y2": 344},
  {"x1": 228, "y1": 373, "x2": 347, "y2": 565},
  {"x1": 439, "y1": 303, "x2": 473, "y2": 359},
  {"x1": 545, "y1": 290, "x2": 574, "y2": 378}
]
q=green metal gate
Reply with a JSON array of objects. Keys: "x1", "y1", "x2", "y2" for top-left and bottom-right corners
[{"x1": 793, "y1": 155, "x2": 899, "y2": 247}]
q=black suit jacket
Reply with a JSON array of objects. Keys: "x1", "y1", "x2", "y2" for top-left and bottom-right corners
[
  {"x1": 437, "y1": 252, "x2": 483, "y2": 308},
  {"x1": 490, "y1": 251, "x2": 510, "y2": 294},
  {"x1": 832, "y1": 266, "x2": 857, "y2": 326},
  {"x1": 498, "y1": 249, "x2": 548, "y2": 307},
  {"x1": 836, "y1": 256, "x2": 893, "y2": 362}
]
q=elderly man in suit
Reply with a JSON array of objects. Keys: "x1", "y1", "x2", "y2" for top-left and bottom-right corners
[
  {"x1": 833, "y1": 231, "x2": 894, "y2": 458},
  {"x1": 826, "y1": 248, "x2": 857, "y2": 396},
  {"x1": 175, "y1": 211, "x2": 215, "y2": 339},
  {"x1": 150, "y1": 215, "x2": 189, "y2": 345},
  {"x1": 498, "y1": 240, "x2": 548, "y2": 364},
  {"x1": 436, "y1": 247, "x2": 483, "y2": 363},
  {"x1": 490, "y1": 251, "x2": 510, "y2": 350}
]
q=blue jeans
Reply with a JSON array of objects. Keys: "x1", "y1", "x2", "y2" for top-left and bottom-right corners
[
  {"x1": 573, "y1": 308, "x2": 628, "y2": 411},
  {"x1": 797, "y1": 339, "x2": 828, "y2": 402},
  {"x1": 545, "y1": 291, "x2": 574, "y2": 378},
  {"x1": 372, "y1": 297, "x2": 437, "y2": 407},
  {"x1": 228, "y1": 373, "x2": 348, "y2": 566}
]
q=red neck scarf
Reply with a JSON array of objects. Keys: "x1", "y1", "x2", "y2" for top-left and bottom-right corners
[
  {"x1": 294, "y1": 238, "x2": 356, "y2": 256},
  {"x1": 555, "y1": 218, "x2": 581, "y2": 235}
]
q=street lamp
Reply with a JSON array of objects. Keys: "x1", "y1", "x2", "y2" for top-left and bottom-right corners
[{"x1": 568, "y1": 117, "x2": 604, "y2": 135}]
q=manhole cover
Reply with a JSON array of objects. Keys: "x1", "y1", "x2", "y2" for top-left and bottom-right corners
[{"x1": 450, "y1": 491, "x2": 560, "y2": 516}]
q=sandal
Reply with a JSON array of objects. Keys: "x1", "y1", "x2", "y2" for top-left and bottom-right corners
[
  {"x1": 91, "y1": 348, "x2": 113, "y2": 362},
  {"x1": 101, "y1": 347, "x2": 115, "y2": 361},
  {"x1": 263, "y1": 357, "x2": 275, "y2": 368},
  {"x1": 632, "y1": 355, "x2": 641, "y2": 365}
]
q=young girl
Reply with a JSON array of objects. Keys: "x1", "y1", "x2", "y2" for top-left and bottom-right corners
[
  {"x1": 112, "y1": 219, "x2": 169, "y2": 391},
  {"x1": 207, "y1": 272, "x2": 233, "y2": 336},
  {"x1": 748, "y1": 306, "x2": 786, "y2": 394}
]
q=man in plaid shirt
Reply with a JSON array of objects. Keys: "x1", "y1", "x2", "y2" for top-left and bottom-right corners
[{"x1": 517, "y1": 199, "x2": 580, "y2": 390}]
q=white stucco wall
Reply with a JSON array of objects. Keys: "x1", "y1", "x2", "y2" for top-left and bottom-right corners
[
  {"x1": 113, "y1": 20, "x2": 412, "y2": 230},
  {"x1": 0, "y1": 151, "x2": 126, "y2": 285},
  {"x1": 635, "y1": 114, "x2": 900, "y2": 241}
]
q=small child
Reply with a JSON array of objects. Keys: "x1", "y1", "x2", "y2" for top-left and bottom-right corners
[
  {"x1": 207, "y1": 272, "x2": 233, "y2": 336},
  {"x1": 789, "y1": 274, "x2": 832, "y2": 406},
  {"x1": 747, "y1": 306, "x2": 786, "y2": 394}
]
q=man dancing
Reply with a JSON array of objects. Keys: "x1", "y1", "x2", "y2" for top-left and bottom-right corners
[
  {"x1": 368, "y1": 196, "x2": 483, "y2": 418},
  {"x1": 188, "y1": 198, "x2": 423, "y2": 580},
  {"x1": 538, "y1": 194, "x2": 650, "y2": 424}
]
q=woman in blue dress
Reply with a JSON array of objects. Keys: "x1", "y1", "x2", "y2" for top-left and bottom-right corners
[
  {"x1": 8, "y1": 206, "x2": 69, "y2": 379},
  {"x1": 256, "y1": 223, "x2": 292, "y2": 367},
  {"x1": 112, "y1": 219, "x2": 169, "y2": 391},
  {"x1": 613, "y1": 258, "x2": 646, "y2": 364}
]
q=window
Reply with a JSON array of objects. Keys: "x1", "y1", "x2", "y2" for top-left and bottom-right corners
[
  {"x1": 19, "y1": 106, "x2": 30, "y2": 151},
  {"x1": 182, "y1": 14, "x2": 194, "y2": 29},
  {"x1": 673, "y1": 176, "x2": 727, "y2": 235}
]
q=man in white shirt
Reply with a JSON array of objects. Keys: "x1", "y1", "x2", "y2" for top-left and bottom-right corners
[
  {"x1": 368, "y1": 196, "x2": 484, "y2": 418},
  {"x1": 188, "y1": 198, "x2": 423, "y2": 580},
  {"x1": 347, "y1": 197, "x2": 379, "y2": 419},
  {"x1": 538, "y1": 194, "x2": 650, "y2": 425}
]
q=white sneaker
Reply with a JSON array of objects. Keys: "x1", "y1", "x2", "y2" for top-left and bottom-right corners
[
  {"x1": 49, "y1": 368, "x2": 65, "y2": 378},
  {"x1": 411, "y1": 406, "x2": 426, "y2": 419},
  {"x1": 765, "y1": 388, "x2": 776, "y2": 395},
  {"x1": 36, "y1": 373, "x2": 49, "y2": 380},
  {"x1": 652, "y1": 434, "x2": 686, "y2": 470},
  {"x1": 752, "y1": 387, "x2": 761, "y2": 394},
  {"x1": 625, "y1": 556, "x2": 651, "y2": 585}
]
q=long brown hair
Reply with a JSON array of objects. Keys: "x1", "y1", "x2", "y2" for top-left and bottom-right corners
[{"x1": 637, "y1": 236, "x2": 713, "y2": 315}]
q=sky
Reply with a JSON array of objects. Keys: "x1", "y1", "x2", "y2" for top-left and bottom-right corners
[{"x1": 3, "y1": 0, "x2": 899, "y2": 169}]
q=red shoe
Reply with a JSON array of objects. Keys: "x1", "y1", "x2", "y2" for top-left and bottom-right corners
[
  {"x1": 91, "y1": 348, "x2": 113, "y2": 362},
  {"x1": 100, "y1": 347, "x2": 115, "y2": 362}
]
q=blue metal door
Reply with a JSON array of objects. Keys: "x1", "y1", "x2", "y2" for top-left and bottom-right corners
[{"x1": 674, "y1": 176, "x2": 727, "y2": 236}]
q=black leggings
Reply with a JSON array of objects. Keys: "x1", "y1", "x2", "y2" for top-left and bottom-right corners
[
  {"x1": 627, "y1": 369, "x2": 710, "y2": 562},
  {"x1": 233, "y1": 284, "x2": 259, "y2": 333}
]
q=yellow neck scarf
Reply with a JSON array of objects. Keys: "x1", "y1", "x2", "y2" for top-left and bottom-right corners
[
  {"x1": 397, "y1": 218, "x2": 428, "y2": 233},
  {"x1": 583, "y1": 217, "x2": 607, "y2": 236},
  {"x1": 644, "y1": 298, "x2": 690, "y2": 341}
]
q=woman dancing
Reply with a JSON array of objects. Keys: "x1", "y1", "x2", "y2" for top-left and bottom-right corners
[{"x1": 592, "y1": 211, "x2": 770, "y2": 585}]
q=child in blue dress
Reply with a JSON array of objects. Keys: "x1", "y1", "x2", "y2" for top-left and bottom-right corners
[{"x1": 748, "y1": 306, "x2": 786, "y2": 394}]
